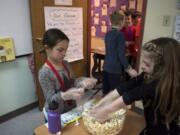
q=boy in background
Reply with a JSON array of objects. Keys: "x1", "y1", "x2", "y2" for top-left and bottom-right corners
[{"x1": 102, "y1": 11, "x2": 137, "y2": 96}]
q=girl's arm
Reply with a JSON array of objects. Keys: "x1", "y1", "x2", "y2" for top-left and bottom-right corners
[
  {"x1": 106, "y1": 96, "x2": 126, "y2": 114},
  {"x1": 38, "y1": 67, "x2": 63, "y2": 103},
  {"x1": 91, "y1": 96, "x2": 126, "y2": 123},
  {"x1": 39, "y1": 67, "x2": 85, "y2": 102},
  {"x1": 116, "y1": 73, "x2": 144, "y2": 95},
  {"x1": 94, "y1": 89, "x2": 120, "y2": 108},
  {"x1": 74, "y1": 77, "x2": 97, "y2": 89},
  {"x1": 61, "y1": 87, "x2": 84, "y2": 101}
]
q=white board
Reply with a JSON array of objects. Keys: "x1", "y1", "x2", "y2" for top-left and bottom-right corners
[
  {"x1": 44, "y1": 7, "x2": 83, "y2": 62},
  {"x1": 0, "y1": 0, "x2": 33, "y2": 56}
]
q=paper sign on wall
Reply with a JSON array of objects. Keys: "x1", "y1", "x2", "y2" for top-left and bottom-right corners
[
  {"x1": 0, "y1": 37, "x2": 15, "y2": 63},
  {"x1": 129, "y1": 0, "x2": 136, "y2": 9},
  {"x1": 44, "y1": 7, "x2": 83, "y2": 62}
]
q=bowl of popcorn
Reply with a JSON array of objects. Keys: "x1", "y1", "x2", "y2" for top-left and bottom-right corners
[{"x1": 82, "y1": 109, "x2": 126, "y2": 135}]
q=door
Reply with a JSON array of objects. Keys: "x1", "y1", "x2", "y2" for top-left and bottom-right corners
[{"x1": 29, "y1": 0, "x2": 90, "y2": 110}]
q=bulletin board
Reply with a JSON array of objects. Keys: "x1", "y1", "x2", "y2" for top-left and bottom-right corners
[
  {"x1": 91, "y1": 0, "x2": 129, "y2": 37},
  {"x1": 44, "y1": 7, "x2": 83, "y2": 62},
  {"x1": 91, "y1": 0, "x2": 138, "y2": 38},
  {"x1": 0, "y1": 0, "x2": 33, "y2": 56}
]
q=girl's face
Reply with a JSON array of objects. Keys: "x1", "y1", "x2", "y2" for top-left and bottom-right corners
[
  {"x1": 141, "y1": 51, "x2": 155, "y2": 75},
  {"x1": 46, "y1": 40, "x2": 69, "y2": 63}
]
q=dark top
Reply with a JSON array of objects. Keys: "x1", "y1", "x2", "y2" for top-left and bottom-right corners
[
  {"x1": 103, "y1": 28, "x2": 129, "y2": 74},
  {"x1": 121, "y1": 26, "x2": 138, "y2": 58},
  {"x1": 117, "y1": 73, "x2": 180, "y2": 135},
  {"x1": 121, "y1": 26, "x2": 136, "y2": 41}
]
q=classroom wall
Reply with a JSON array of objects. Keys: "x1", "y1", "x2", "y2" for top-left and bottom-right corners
[
  {"x1": 142, "y1": 0, "x2": 180, "y2": 43},
  {"x1": 0, "y1": 57, "x2": 37, "y2": 116},
  {"x1": 0, "y1": 0, "x2": 33, "y2": 56},
  {"x1": 0, "y1": 0, "x2": 36, "y2": 116}
]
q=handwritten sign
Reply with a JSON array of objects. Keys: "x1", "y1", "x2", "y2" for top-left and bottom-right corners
[{"x1": 44, "y1": 7, "x2": 83, "y2": 62}]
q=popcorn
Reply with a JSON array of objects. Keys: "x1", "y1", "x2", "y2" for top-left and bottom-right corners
[{"x1": 82, "y1": 109, "x2": 126, "y2": 135}]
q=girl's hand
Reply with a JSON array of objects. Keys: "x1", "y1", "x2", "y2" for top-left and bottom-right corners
[
  {"x1": 72, "y1": 88, "x2": 84, "y2": 100},
  {"x1": 93, "y1": 89, "x2": 119, "y2": 109},
  {"x1": 90, "y1": 106, "x2": 111, "y2": 123},
  {"x1": 82, "y1": 78, "x2": 97, "y2": 89},
  {"x1": 126, "y1": 68, "x2": 138, "y2": 78},
  {"x1": 93, "y1": 98, "x2": 107, "y2": 109},
  {"x1": 61, "y1": 88, "x2": 84, "y2": 100}
]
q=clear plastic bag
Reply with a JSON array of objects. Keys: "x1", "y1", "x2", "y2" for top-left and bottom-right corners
[{"x1": 74, "y1": 77, "x2": 97, "y2": 90}]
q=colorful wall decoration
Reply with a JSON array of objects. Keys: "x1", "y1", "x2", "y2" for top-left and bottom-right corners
[{"x1": 91, "y1": 0, "x2": 136, "y2": 38}]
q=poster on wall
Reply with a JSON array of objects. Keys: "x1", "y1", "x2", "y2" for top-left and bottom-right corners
[
  {"x1": 91, "y1": 0, "x2": 128, "y2": 38},
  {"x1": 110, "y1": 0, "x2": 117, "y2": 7},
  {"x1": 173, "y1": 16, "x2": 180, "y2": 42},
  {"x1": 95, "y1": 0, "x2": 100, "y2": 7},
  {"x1": 0, "y1": 37, "x2": 15, "y2": 63},
  {"x1": 44, "y1": 7, "x2": 83, "y2": 62},
  {"x1": 129, "y1": 0, "x2": 136, "y2": 10}
]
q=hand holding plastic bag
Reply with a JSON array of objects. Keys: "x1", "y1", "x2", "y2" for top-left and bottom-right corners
[
  {"x1": 61, "y1": 87, "x2": 84, "y2": 101},
  {"x1": 74, "y1": 77, "x2": 97, "y2": 89}
]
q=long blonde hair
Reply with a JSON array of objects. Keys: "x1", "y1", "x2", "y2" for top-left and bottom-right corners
[{"x1": 143, "y1": 37, "x2": 180, "y2": 123}]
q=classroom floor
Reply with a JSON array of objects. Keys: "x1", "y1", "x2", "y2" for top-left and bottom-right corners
[{"x1": 0, "y1": 107, "x2": 44, "y2": 135}]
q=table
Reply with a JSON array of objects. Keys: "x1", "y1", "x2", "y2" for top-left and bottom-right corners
[
  {"x1": 34, "y1": 110, "x2": 145, "y2": 135},
  {"x1": 91, "y1": 48, "x2": 130, "y2": 83},
  {"x1": 91, "y1": 48, "x2": 105, "y2": 83}
]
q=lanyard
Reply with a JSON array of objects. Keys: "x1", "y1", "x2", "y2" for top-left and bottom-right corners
[{"x1": 45, "y1": 60, "x2": 71, "y2": 92}]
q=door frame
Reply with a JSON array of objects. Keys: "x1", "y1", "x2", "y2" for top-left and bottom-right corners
[{"x1": 87, "y1": 0, "x2": 148, "y2": 74}]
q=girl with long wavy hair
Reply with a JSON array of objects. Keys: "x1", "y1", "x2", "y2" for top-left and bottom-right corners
[{"x1": 91, "y1": 37, "x2": 180, "y2": 135}]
